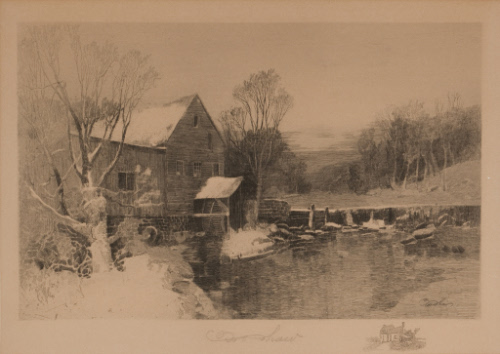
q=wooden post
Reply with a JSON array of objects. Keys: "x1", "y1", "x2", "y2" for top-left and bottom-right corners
[
  {"x1": 308, "y1": 204, "x2": 315, "y2": 230},
  {"x1": 226, "y1": 197, "x2": 230, "y2": 237},
  {"x1": 324, "y1": 207, "x2": 329, "y2": 225}
]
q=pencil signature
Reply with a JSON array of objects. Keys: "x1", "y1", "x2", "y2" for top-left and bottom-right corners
[
  {"x1": 206, "y1": 325, "x2": 303, "y2": 343},
  {"x1": 420, "y1": 297, "x2": 454, "y2": 307}
]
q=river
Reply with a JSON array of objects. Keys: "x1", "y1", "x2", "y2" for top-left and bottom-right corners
[{"x1": 192, "y1": 226, "x2": 480, "y2": 319}]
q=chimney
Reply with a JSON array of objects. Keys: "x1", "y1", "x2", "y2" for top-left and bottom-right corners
[{"x1": 402, "y1": 322, "x2": 405, "y2": 330}]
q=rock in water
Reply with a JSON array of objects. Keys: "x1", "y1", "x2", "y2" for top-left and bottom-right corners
[
  {"x1": 413, "y1": 224, "x2": 436, "y2": 239},
  {"x1": 401, "y1": 236, "x2": 416, "y2": 245},
  {"x1": 276, "y1": 223, "x2": 289, "y2": 230},
  {"x1": 298, "y1": 234, "x2": 315, "y2": 241},
  {"x1": 415, "y1": 222, "x2": 428, "y2": 230},
  {"x1": 278, "y1": 228, "x2": 292, "y2": 238},
  {"x1": 268, "y1": 224, "x2": 279, "y2": 234},
  {"x1": 323, "y1": 222, "x2": 342, "y2": 230}
]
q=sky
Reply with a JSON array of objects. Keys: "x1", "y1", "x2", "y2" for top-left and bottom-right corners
[{"x1": 74, "y1": 23, "x2": 481, "y2": 152}]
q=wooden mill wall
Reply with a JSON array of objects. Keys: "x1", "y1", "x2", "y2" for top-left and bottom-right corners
[
  {"x1": 164, "y1": 96, "x2": 225, "y2": 214},
  {"x1": 92, "y1": 139, "x2": 167, "y2": 217}
]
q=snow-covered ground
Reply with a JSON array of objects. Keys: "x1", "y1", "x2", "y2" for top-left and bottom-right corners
[
  {"x1": 20, "y1": 247, "x2": 218, "y2": 320},
  {"x1": 221, "y1": 227, "x2": 275, "y2": 260}
]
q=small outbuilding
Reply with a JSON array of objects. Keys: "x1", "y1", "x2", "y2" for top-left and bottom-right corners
[{"x1": 193, "y1": 176, "x2": 244, "y2": 236}]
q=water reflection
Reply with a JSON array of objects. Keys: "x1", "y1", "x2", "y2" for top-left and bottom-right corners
[{"x1": 189, "y1": 227, "x2": 479, "y2": 319}]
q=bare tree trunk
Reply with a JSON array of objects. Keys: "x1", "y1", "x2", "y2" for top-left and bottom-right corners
[
  {"x1": 448, "y1": 143, "x2": 455, "y2": 166},
  {"x1": 415, "y1": 157, "x2": 420, "y2": 189},
  {"x1": 391, "y1": 158, "x2": 398, "y2": 189},
  {"x1": 430, "y1": 151, "x2": 438, "y2": 176},
  {"x1": 53, "y1": 169, "x2": 70, "y2": 216},
  {"x1": 37, "y1": 139, "x2": 71, "y2": 215},
  {"x1": 402, "y1": 161, "x2": 410, "y2": 189},
  {"x1": 254, "y1": 172, "x2": 263, "y2": 226},
  {"x1": 82, "y1": 187, "x2": 112, "y2": 273},
  {"x1": 422, "y1": 159, "x2": 428, "y2": 191},
  {"x1": 441, "y1": 146, "x2": 448, "y2": 191}
]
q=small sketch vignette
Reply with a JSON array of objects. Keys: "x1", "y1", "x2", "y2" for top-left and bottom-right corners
[{"x1": 365, "y1": 322, "x2": 426, "y2": 351}]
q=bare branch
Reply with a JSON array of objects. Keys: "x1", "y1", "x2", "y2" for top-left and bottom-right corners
[{"x1": 28, "y1": 185, "x2": 84, "y2": 227}]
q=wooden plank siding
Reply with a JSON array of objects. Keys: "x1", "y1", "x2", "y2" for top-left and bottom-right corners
[
  {"x1": 92, "y1": 138, "x2": 167, "y2": 217},
  {"x1": 56, "y1": 95, "x2": 225, "y2": 218},
  {"x1": 163, "y1": 96, "x2": 225, "y2": 214}
]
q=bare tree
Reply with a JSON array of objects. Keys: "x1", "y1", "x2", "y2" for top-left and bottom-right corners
[
  {"x1": 220, "y1": 69, "x2": 293, "y2": 221},
  {"x1": 434, "y1": 92, "x2": 464, "y2": 191},
  {"x1": 399, "y1": 101, "x2": 427, "y2": 189},
  {"x1": 20, "y1": 25, "x2": 159, "y2": 272}
]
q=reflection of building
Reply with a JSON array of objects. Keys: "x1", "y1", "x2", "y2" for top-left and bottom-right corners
[{"x1": 380, "y1": 322, "x2": 405, "y2": 342}]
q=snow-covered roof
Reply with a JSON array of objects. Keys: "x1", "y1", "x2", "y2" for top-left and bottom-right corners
[
  {"x1": 91, "y1": 94, "x2": 196, "y2": 147},
  {"x1": 195, "y1": 176, "x2": 244, "y2": 199}
]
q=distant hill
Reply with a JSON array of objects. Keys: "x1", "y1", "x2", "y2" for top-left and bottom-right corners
[
  {"x1": 427, "y1": 159, "x2": 481, "y2": 199},
  {"x1": 294, "y1": 148, "x2": 361, "y2": 175},
  {"x1": 282, "y1": 129, "x2": 361, "y2": 175},
  {"x1": 282, "y1": 159, "x2": 481, "y2": 209}
]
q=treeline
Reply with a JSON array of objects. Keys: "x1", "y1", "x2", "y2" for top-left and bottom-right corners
[
  {"x1": 313, "y1": 95, "x2": 481, "y2": 194},
  {"x1": 224, "y1": 130, "x2": 312, "y2": 198}
]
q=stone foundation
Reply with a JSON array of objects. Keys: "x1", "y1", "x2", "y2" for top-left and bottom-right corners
[{"x1": 107, "y1": 215, "x2": 194, "y2": 237}]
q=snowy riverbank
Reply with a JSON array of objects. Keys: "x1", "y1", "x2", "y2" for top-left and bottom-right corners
[
  {"x1": 20, "y1": 244, "x2": 218, "y2": 320},
  {"x1": 221, "y1": 228, "x2": 276, "y2": 260}
]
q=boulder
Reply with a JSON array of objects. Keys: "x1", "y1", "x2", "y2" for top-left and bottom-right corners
[
  {"x1": 276, "y1": 223, "x2": 289, "y2": 231},
  {"x1": 396, "y1": 214, "x2": 410, "y2": 222},
  {"x1": 427, "y1": 185, "x2": 439, "y2": 192},
  {"x1": 322, "y1": 222, "x2": 342, "y2": 231},
  {"x1": 278, "y1": 228, "x2": 292, "y2": 238},
  {"x1": 401, "y1": 237, "x2": 416, "y2": 245},
  {"x1": 413, "y1": 224, "x2": 436, "y2": 239},
  {"x1": 172, "y1": 280, "x2": 191, "y2": 294},
  {"x1": 268, "y1": 223, "x2": 279, "y2": 234},
  {"x1": 415, "y1": 222, "x2": 429, "y2": 231},
  {"x1": 298, "y1": 234, "x2": 315, "y2": 241}
]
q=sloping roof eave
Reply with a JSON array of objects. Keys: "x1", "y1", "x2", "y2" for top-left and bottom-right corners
[
  {"x1": 88, "y1": 94, "x2": 196, "y2": 147},
  {"x1": 195, "y1": 176, "x2": 243, "y2": 199}
]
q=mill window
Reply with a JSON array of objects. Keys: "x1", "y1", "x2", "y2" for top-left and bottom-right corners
[
  {"x1": 193, "y1": 162, "x2": 202, "y2": 177},
  {"x1": 118, "y1": 172, "x2": 135, "y2": 191},
  {"x1": 213, "y1": 163, "x2": 220, "y2": 176},
  {"x1": 176, "y1": 160, "x2": 184, "y2": 175}
]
